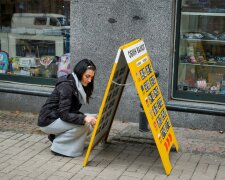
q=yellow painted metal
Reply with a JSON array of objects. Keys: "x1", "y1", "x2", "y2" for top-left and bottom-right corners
[
  {"x1": 83, "y1": 60, "x2": 119, "y2": 167},
  {"x1": 83, "y1": 39, "x2": 179, "y2": 175}
]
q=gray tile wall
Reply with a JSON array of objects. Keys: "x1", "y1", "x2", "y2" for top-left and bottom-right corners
[
  {"x1": 70, "y1": 0, "x2": 174, "y2": 120},
  {"x1": 70, "y1": 0, "x2": 225, "y2": 131}
]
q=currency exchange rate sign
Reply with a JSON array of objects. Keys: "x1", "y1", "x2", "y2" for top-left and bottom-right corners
[
  {"x1": 83, "y1": 39, "x2": 179, "y2": 175},
  {"x1": 122, "y1": 39, "x2": 179, "y2": 175}
]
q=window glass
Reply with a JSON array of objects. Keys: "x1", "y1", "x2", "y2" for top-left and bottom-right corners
[
  {"x1": 0, "y1": 0, "x2": 70, "y2": 85},
  {"x1": 34, "y1": 17, "x2": 47, "y2": 25},
  {"x1": 50, "y1": 18, "x2": 59, "y2": 26},
  {"x1": 174, "y1": 0, "x2": 225, "y2": 103}
]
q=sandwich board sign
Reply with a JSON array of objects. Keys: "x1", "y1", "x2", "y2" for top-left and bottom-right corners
[{"x1": 83, "y1": 39, "x2": 179, "y2": 175}]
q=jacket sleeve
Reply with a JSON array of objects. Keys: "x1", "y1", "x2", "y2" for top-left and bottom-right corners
[{"x1": 57, "y1": 82, "x2": 86, "y2": 125}]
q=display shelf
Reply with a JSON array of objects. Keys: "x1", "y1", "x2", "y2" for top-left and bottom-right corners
[
  {"x1": 181, "y1": 12, "x2": 225, "y2": 16},
  {"x1": 180, "y1": 38, "x2": 225, "y2": 44},
  {"x1": 179, "y1": 62, "x2": 225, "y2": 68}
]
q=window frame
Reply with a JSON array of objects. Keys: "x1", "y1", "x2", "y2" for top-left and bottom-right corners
[
  {"x1": 0, "y1": 1, "x2": 70, "y2": 87},
  {"x1": 172, "y1": 0, "x2": 225, "y2": 104}
]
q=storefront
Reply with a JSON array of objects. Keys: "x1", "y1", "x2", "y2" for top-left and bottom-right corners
[
  {"x1": 0, "y1": 0, "x2": 225, "y2": 131},
  {"x1": 174, "y1": 0, "x2": 225, "y2": 104},
  {"x1": 0, "y1": 0, "x2": 70, "y2": 86}
]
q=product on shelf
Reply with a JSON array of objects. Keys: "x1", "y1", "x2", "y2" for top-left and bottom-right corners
[
  {"x1": 0, "y1": 51, "x2": 9, "y2": 74},
  {"x1": 183, "y1": 32, "x2": 204, "y2": 39}
]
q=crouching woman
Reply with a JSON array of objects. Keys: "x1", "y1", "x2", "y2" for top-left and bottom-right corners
[{"x1": 38, "y1": 59, "x2": 97, "y2": 157}]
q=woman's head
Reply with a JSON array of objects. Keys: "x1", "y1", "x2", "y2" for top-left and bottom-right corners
[{"x1": 74, "y1": 59, "x2": 96, "y2": 101}]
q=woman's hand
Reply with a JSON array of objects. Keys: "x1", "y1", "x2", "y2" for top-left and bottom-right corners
[{"x1": 84, "y1": 116, "x2": 97, "y2": 126}]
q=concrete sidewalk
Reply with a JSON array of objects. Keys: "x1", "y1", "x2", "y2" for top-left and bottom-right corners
[{"x1": 0, "y1": 110, "x2": 225, "y2": 180}]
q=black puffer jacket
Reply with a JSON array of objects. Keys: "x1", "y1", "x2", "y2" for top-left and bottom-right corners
[{"x1": 38, "y1": 74, "x2": 85, "y2": 127}]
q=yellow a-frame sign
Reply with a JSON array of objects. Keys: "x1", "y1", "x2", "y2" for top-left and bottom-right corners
[{"x1": 83, "y1": 39, "x2": 179, "y2": 175}]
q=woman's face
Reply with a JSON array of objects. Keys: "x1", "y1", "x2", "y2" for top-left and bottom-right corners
[{"x1": 81, "y1": 69, "x2": 95, "y2": 86}]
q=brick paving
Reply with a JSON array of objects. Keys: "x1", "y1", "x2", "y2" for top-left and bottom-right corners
[{"x1": 0, "y1": 110, "x2": 225, "y2": 179}]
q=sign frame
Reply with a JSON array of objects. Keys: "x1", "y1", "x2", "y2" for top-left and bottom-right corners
[{"x1": 83, "y1": 39, "x2": 179, "y2": 175}]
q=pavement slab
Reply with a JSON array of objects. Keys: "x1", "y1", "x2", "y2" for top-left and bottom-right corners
[{"x1": 0, "y1": 110, "x2": 225, "y2": 179}]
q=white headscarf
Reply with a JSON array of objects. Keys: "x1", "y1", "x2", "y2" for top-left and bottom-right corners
[{"x1": 72, "y1": 72, "x2": 87, "y2": 104}]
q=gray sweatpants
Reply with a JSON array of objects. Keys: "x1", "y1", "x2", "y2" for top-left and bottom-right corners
[{"x1": 40, "y1": 118, "x2": 90, "y2": 157}]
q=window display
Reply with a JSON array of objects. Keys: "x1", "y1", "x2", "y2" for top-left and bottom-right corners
[
  {"x1": 0, "y1": 0, "x2": 70, "y2": 85},
  {"x1": 174, "y1": 0, "x2": 225, "y2": 103}
]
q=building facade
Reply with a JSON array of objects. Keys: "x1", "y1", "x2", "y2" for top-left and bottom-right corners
[{"x1": 0, "y1": 0, "x2": 225, "y2": 131}]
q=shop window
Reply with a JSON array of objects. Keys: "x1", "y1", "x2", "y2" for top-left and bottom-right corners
[
  {"x1": 0, "y1": 0, "x2": 70, "y2": 85},
  {"x1": 173, "y1": 0, "x2": 225, "y2": 104}
]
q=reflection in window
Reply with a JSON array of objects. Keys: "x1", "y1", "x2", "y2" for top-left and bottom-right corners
[
  {"x1": 0, "y1": 0, "x2": 70, "y2": 82},
  {"x1": 50, "y1": 18, "x2": 59, "y2": 26},
  {"x1": 34, "y1": 17, "x2": 47, "y2": 25},
  {"x1": 16, "y1": 40, "x2": 55, "y2": 57}
]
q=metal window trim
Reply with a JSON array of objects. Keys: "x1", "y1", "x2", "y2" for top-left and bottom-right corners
[
  {"x1": 0, "y1": 80, "x2": 53, "y2": 97},
  {"x1": 166, "y1": 99, "x2": 225, "y2": 116}
]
